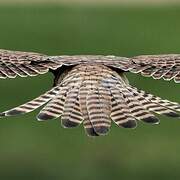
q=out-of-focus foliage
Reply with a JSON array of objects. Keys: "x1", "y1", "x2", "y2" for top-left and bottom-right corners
[{"x1": 0, "y1": 5, "x2": 180, "y2": 180}]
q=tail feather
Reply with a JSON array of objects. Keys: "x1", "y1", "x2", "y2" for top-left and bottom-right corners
[
  {"x1": 110, "y1": 88, "x2": 137, "y2": 128},
  {"x1": 0, "y1": 86, "x2": 60, "y2": 117},
  {"x1": 126, "y1": 86, "x2": 180, "y2": 117},
  {"x1": 79, "y1": 86, "x2": 99, "y2": 136},
  {"x1": 0, "y1": 63, "x2": 179, "y2": 137},
  {"x1": 61, "y1": 87, "x2": 83, "y2": 128},
  {"x1": 37, "y1": 87, "x2": 68, "y2": 121},
  {"x1": 86, "y1": 86, "x2": 111, "y2": 135},
  {"x1": 115, "y1": 82, "x2": 159, "y2": 124}
]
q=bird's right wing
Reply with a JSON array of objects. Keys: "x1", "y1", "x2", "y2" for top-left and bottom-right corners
[
  {"x1": 0, "y1": 49, "x2": 78, "y2": 79},
  {"x1": 0, "y1": 49, "x2": 49, "y2": 78}
]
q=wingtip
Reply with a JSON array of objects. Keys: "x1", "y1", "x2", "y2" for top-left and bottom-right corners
[
  {"x1": 164, "y1": 112, "x2": 180, "y2": 118},
  {"x1": 61, "y1": 119, "x2": 79, "y2": 128},
  {"x1": 37, "y1": 113, "x2": 55, "y2": 121},
  {"x1": 0, "y1": 109, "x2": 24, "y2": 117},
  {"x1": 120, "y1": 120, "x2": 137, "y2": 129},
  {"x1": 84, "y1": 127, "x2": 99, "y2": 137},
  {"x1": 174, "y1": 78, "x2": 180, "y2": 83},
  {"x1": 4, "y1": 109, "x2": 24, "y2": 116},
  {"x1": 94, "y1": 126, "x2": 110, "y2": 136},
  {"x1": 142, "y1": 116, "x2": 160, "y2": 124},
  {"x1": 0, "y1": 112, "x2": 6, "y2": 117}
]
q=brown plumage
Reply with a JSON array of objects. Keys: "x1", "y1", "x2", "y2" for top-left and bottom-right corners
[{"x1": 0, "y1": 49, "x2": 180, "y2": 136}]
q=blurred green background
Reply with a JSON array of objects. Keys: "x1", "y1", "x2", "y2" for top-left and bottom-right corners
[{"x1": 0, "y1": 4, "x2": 180, "y2": 180}]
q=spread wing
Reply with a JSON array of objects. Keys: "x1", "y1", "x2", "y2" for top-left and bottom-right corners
[
  {"x1": 0, "y1": 50, "x2": 179, "y2": 137},
  {"x1": 0, "y1": 49, "x2": 77, "y2": 78},
  {"x1": 0, "y1": 49, "x2": 131, "y2": 80},
  {"x1": 0, "y1": 49, "x2": 124, "y2": 79},
  {"x1": 51, "y1": 54, "x2": 180, "y2": 83},
  {"x1": 1, "y1": 49, "x2": 180, "y2": 83},
  {"x1": 127, "y1": 55, "x2": 180, "y2": 83},
  {"x1": 0, "y1": 49, "x2": 49, "y2": 78}
]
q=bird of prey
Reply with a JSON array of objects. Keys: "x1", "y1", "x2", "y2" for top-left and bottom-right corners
[{"x1": 0, "y1": 49, "x2": 179, "y2": 136}]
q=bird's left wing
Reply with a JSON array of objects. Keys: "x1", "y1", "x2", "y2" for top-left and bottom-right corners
[{"x1": 127, "y1": 55, "x2": 180, "y2": 83}]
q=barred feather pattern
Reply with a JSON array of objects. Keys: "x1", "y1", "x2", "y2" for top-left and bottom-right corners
[
  {"x1": 126, "y1": 86, "x2": 180, "y2": 116},
  {"x1": 1, "y1": 64, "x2": 179, "y2": 136},
  {"x1": 0, "y1": 49, "x2": 180, "y2": 84},
  {"x1": 79, "y1": 86, "x2": 99, "y2": 136},
  {"x1": 129, "y1": 55, "x2": 180, "y2": 83},
  {"x1": 0, "y1": 50, "x2": 50, "y2": 78},
  {"x1": 0, "y1": 86, "x2": 60, "y2": 116},
  {"x1": 0, "y1": 49, "x2": 129, "y2": 79}
]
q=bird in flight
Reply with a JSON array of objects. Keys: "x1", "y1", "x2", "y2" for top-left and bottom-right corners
[{"x1": 0, "y1": 49, "x2": 179, "y2": 136}]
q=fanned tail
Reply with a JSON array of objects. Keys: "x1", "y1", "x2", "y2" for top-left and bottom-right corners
[
  {"x1": 1, "y1": 64, "x2": 179, "y2": 137},
  {"x1": 104, "y1": 74, "x2": 179, "y2": 130}
]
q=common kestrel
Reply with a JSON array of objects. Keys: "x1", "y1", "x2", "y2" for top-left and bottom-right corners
[{"x1": 0, "y1": 49, "x2": 179, "y2": 136}]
